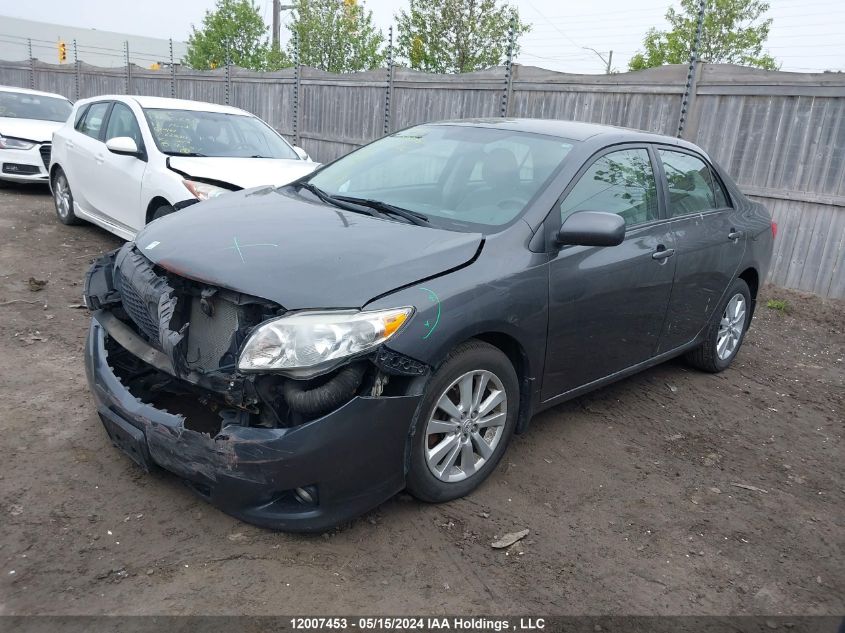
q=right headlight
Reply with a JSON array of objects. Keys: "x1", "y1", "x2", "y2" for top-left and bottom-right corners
[
  {"x1": 0, "y1": 135, "x2": 36, "y2": 150},
  {"x1": 238, "y1": 307, "x2": 414, "y2": 378},
  {"x1": 182, "y1": 179, "x2": 231, "y2": 201}
]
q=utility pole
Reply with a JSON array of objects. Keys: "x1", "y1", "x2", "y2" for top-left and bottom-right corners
[
  {"x1": 124, "y1": 41, "x2": 131, "y2": 94},
  {"x1": 583, "y1": 47, "x2": 613, "y2": 74},
  {"x1": 272, "y1": 0, "x2": 296, "y2": 51},
  {"x1": 383, "y1": 25, "x2": 394, "y2": 136}
]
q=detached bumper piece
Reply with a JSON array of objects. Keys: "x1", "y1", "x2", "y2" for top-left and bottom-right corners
[{"x1": 82, "y1": 244, "x2": 428, "y2": 531}]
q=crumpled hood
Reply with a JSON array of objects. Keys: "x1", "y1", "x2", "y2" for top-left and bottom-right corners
[
  {"x1": 134, "y1": 186, "x2": 482, "y2": 309},
  {"x1": 168, "y1": 156, "x2": 318, "y2": 189},
  {"x1": 0, "y1": 117, "x2": 63, "y2": 143}
]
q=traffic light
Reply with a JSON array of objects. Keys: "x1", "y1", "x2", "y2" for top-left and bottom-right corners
[{"x1": 58, "y1": 40, "x2": 67, "y2": 63}]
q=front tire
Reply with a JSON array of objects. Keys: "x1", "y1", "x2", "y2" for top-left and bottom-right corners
[
  {"x1": 406, "y1": 340, "x2": 519, "y2": 503},
  {"x1": 151, "y1": 204, "x2": 175, "y2": 221},
  {"x1": 52, "y1": 168, "x2": 81, "y2": 225},
  {"x1": 685, "y1": 278, "x2": 751, "y2": 373}
]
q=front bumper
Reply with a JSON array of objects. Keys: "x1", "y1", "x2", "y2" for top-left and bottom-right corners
[
  {"x1": 0, "y1": 145, "x2": 49, "y2": 183},
  {"x1": 85, "y1": 313, "x2": 423, "y2": 532}
]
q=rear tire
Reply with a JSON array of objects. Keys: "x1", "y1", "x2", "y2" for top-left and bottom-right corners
[
  {"x1": 406, "y1": 340, "x2": 519, "y2": 503},
  {"x1": 52, "y1": 168, "x2": 81, "y2": 225},
  {"x1": 685, "y1": 278, "x2": 751, "y2": 373}
]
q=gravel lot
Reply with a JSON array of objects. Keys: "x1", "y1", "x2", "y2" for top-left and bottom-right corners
[{"x1": 0, "y1": 183, "x2": 842, "y2": 616}]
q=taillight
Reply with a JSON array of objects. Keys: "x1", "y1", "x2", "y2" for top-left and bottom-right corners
[{"x1": 771, "y1": 221, "x2": 778, "y2": 239}]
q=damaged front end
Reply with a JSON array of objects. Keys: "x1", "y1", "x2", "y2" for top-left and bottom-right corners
[{"x1": 83, "y1": 244, "x2": 428, "y2": 531}]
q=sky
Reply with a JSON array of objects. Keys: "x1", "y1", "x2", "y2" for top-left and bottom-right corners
[{"x1": 0, "y1": 0, "x2": 842, "y2": 74}]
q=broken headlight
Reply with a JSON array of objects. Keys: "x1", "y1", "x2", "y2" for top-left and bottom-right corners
[
  {"x1": 238, "y1": 308, "x2": 414, "y2": 378},
  {"x1": 182, "y1": 179, "x2": 230, "y2": 201}
]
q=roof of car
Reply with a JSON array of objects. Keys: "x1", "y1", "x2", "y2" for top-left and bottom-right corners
[
  {"x1": 76, "y1": 94, "x2": 251, "y2": 116},
  {"x1": 430, "y1": 118, "x2": 700, "y2": 150},
  {"x1": 0, "y1": 85, "x2": 71, "y2": 101}
]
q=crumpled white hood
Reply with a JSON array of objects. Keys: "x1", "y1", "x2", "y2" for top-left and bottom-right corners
[{"x1": 167, "y1": 156, "x2": 319, "y2": 189}]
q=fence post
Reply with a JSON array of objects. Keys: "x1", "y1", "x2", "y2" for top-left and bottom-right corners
[
  {"x1": 169, "y1": 38, "x2": 176, "y2": 98},
  {"x1": 677, "y1": 0, "x2": 706, "y2": 138},
  {"x1": 27, "y1": 38, "x2": 34, "y2": 89},
  {"x1": 383, "y1": 25, "x2": 394, "y2": 136},
  {"x1": 73, "y1": 39, "x2": 80, "y2": 100},
  {"x1": 124, "y1": 41, "x2": 131, "y2": 94},
  {"x1": 225, "y1": 57, "x2": 231, "y2": 105},
  {"x1": 501, "y1": 17, "x2": 516, "y2": 117},
  {"x1": 293, "y1": 31, "x2": 300, "y2": 147}
]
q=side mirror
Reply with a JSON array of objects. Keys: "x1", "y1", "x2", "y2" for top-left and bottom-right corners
[
  {"x1": 105, "y1": 136, "x2": 140, "y2": 157},
  {"x1": 556, "y1": 211, "x2": 626, "y2": 247},
  {"x1": 293, "y1": 145, "x2": 310, "y2": 161}
]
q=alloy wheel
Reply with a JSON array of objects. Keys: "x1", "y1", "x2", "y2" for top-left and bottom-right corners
[
  {"x1": 424, "y1": 369, "x2": 507, "y2": 483},
  {"x1": 54, "y1": 174, "x2": 70, "y2": 219},
  {"x1": 716, "y1": 293, "x2": 747, "y2": 360}
]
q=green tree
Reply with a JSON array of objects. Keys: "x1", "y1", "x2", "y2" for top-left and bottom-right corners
[
  {"x1": 629, "y1": 0, "x2": 777, "y2": 71},
  {"x1": 185, "y1": 0, "x2": 289, "y2": 71},
  {"x1": 396, "y1": 0, "x2": 530, "y2": 74},
  {"x1": 287, "y1": 0, "x2": 385, "y2": 73}
]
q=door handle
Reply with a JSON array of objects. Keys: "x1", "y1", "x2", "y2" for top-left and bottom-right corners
[
  {"x1": 728, "y1": 229, "x2": 744, "y2": 240},
  {"x1": 652, "y1": 247, "x2": 675, "y2": 261},
  {"x1": 66, "y1": 140, "x2": 74, "y2": 149},
  {"x1": 95, "y1": 154, "x2": 105, "y2": 164}
]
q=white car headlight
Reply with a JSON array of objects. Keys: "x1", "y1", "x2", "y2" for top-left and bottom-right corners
[
  {"x1": 238, "y1": 307, "x2": 414, "y2": 378},
  {"x1": 0, "y1": 135, "x2": 36, "y2": 150},
  {"x1": 182, "y1": 179, "x2": 230, "y2": 201}
]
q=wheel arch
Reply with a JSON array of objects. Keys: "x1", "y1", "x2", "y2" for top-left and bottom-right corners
[
  {"x1": 145, "y1": 196, "x2": 172, "y2": 224},
  {"x1": 738, "y1": 266, "x2": 760, "y2": 321},
  {"x1": 453, "y1": 330, "x2": 536, "y2": 435}
]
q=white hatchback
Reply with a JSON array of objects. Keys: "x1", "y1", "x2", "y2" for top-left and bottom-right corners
[
  {"x1": 0, "y1": 86, "x2": 72, "y2": 185},
  {"x1": 49, "y1": 95, "x2": 318, "y2": 240}
]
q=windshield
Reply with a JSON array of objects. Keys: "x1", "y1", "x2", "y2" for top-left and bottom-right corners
[
  {"x1": 0, "y1": 91, "x2": 71, "y2": 123},
  {"x1": 307, "y1": 124, "x2": 574, "y2": 230},
  {"x1": 143, "y1": 108, "x2": 298, "y2": 159}
]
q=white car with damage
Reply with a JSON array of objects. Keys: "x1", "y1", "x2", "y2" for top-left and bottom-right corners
[
  {"x1": 49, "y1": 95, "x2": 318, "y2": 240},
  {"x1": 0, "y1": 86, "x2": 72, "y2": 185}
]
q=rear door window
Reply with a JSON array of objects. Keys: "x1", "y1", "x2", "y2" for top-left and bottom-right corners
[
  {"x1": 77, "y1": 102, "x2": 110, "y2": 140},
  {"x1": 658, "y1": 149, "x2": 726, "y2": 217}
]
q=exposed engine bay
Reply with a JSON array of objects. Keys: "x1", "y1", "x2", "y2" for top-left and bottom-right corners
[{"x1": 84, "y1": 244, "x2": 428, "y2": 436}]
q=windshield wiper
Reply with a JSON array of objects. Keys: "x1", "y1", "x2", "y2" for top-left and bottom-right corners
[
  {"x1": 164, "y1": 151, "x2": 207, "y2": 157},
  {"x1": 334, "y1": 195, "x2": 430, "y2": 226},
  {"x1": 296, "y1": 182, "x2": 381, "y2": 218}
]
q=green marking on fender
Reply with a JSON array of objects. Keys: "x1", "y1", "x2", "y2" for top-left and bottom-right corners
[{"x1": 419, "y1": 286, "x2": 441, "y2": 340}]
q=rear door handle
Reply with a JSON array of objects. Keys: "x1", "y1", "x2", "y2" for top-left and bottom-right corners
[
  {"x1": 66, "y1": 140, "x2": 74, "y2": 149},
  {"x1": 728, "y1": 229, "x2": 744, "y2": 240},
  {"x1": 652, "y1": 247, "x2": 675, "y2": 260}
]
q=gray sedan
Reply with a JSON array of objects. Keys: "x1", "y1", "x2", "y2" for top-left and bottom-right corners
[{"x1": 83, "y1": 119, "x2": 775, "y2": 531}]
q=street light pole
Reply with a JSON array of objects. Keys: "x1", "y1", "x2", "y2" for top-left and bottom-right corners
[
  {"x1": 272, "y1": 0, "x2": 296, "y2": 51},
  {"x1": 583, "y1": 47, "x2": 613, "y2": 74}
]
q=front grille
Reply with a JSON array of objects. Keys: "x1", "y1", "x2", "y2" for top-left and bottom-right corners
[
  {"x1": 115, "y1": 272, "x2": 161, "y2": 342},
  {"x1": 39, "y1": 143, "x2": 51, "y2": 169}
]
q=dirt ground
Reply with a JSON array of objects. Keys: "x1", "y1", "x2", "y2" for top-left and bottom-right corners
[{"x1": 0, "y1": 183, "x2": 842, "y2": 616}]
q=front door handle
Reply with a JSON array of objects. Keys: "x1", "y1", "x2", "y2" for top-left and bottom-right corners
[
  {"x1": 652, "y1": 246, "x2": 675, "y2": 261},
  {"x1": 95, "y1": 154, "x2": 105, "y2": 164},
  {"x1": 728, "y1": 229, "x2": 744, "y2": 240}
]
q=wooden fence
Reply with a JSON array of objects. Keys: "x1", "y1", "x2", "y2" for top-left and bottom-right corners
[{"x1": 1, "y1": 59, "x2": 843, "y2": 298}]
